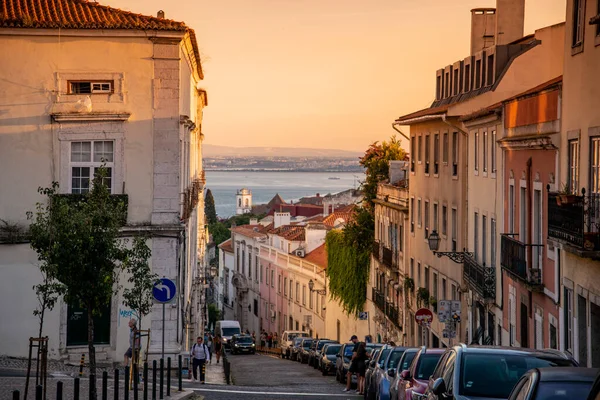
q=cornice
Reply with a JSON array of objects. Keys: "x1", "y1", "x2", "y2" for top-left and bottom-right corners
[{"x1": 51, "y1": 112, "x2": 131, "y2": 122}]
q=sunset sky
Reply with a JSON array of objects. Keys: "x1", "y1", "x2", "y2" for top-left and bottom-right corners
[{"x1": 104, "y1": 0, "x2": 566, "y2": 151}]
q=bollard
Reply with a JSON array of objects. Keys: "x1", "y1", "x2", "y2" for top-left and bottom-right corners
[
  {"x1": 101, "y1": 371, "x2": 108, "y2": 400},
  {"x1": 159, "y1": 358, "x2": 164, "y2": 400},
  {"x1": 74, "y1": 377, "x2": 80, "y2": 400},
  {"x1": 35, "y1": 385, "x2": 42, "y2": 400},
  {"x1": 166, "y1": 358, "x2": 171, "y2": 397},
  {"x1": 133, "y1": 363, "x2": 138, "y2": 400},
  {"x1": 89, "y1": 374, "x2": 96, "y2": 400},
  {"x1": 143, "y1": 362, "x2": 148, "y2": 400},
  {"x1": 178, "y1": 355, "x2": 182, "y2": 392},
  {"x1": 12, "y1": 390, "x2": 20, "y2": 400},
  {"x1": 124, "y1": 367, "x2": 130, "y2": 400},
  {"x1": 57, "y1": 381, "x2": 63, "y2": 400},
  {"x1": 79, "y1": 354, "x2": 85, "y2": 377},
  {"x1": 152, "y1": 360, "x2": 157, "y2": 400},
  {"x1": 114, "y1": 369, "x2": 120, "y2": 400}
]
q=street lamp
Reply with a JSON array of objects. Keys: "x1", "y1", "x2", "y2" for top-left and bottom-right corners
[
  {"x1": 427, "y1": 230, "x2": 473, "y2": 264},
  {"x1": 308, "y1": 279, "x2": 326, "y2": 296}
]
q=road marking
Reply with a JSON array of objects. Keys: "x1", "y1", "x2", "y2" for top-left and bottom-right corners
[{"x1": 190, "y1": 387, "x2": 361, "y2": 397}]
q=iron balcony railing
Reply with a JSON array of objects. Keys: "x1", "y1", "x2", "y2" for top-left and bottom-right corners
[
  {"x1": 500, "y1": 234, "x2": 543, "y2": 289},
  {"x1": 372, "y1": 287, "x2": 385, "y2": 312},
  {"x1": 463, "y1": 254, "x2": 495, "y2": 301},
  {"x1": 548, "y1": 188, "x2": 600, "y2": 252},
  {"x1": 385, "y1": 302, "x2": 401, "y2": 329},
  {"x1": 382, "y1": 246, "x2": 394, "y2": 268},
  {"x1": 373, "y1": 241, "x2": 381, "y2": 261}
]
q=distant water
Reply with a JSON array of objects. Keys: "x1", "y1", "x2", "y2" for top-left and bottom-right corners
[{"x1": 205, "y1": 171, "x2": 363, "y2": 218}]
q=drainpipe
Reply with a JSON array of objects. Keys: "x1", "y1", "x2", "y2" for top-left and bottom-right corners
[
  {"x1": 391, "y1": 122, "x2": 410, "y2": 141},
  {"x1": 526, "y1": 157, "x2": 533, "y2": 320}
]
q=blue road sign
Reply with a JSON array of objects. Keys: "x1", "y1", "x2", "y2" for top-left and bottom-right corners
[
  {"x1": 153, "y1": 278, "x2": 176, "y2": 303},
  {"x1": 358, "y1": 312, "x2": 369, "y2": 320}
]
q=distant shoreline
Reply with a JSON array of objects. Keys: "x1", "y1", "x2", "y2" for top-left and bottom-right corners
[{"x1": 205, "y1": 168, "x2": 363, "y2": 173}]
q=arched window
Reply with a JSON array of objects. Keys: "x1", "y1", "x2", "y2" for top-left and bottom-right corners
[
  {"x1": 245, "y1": 199, "x2": 249, "y2": 207},
  {"x1": 238, "y1": 198, "x2": 242, "y2": 207}
]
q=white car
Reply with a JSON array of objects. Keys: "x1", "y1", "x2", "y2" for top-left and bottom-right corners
[{"x1": 280, "y1": 330, "x2": 309, "y2": 359}]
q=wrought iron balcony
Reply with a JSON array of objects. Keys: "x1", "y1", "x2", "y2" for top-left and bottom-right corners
[
  {"x1": 372, "y1": 287, "x2": 385, "y2": 312},
  {"x1": 382, "y1": 246, "x2": 394, "y2": 268},
  {"x1": 373, "y1": 241, "x2": 381, "y2": 261},
  {"x1": 463, "y1": 254, "x2": 495, "y2": 301},
  {"x1": 500, "y1": 234, "x2": 544, "y2": 291},
  {"x1": 385, "y1": 302, "x2": 401, "y2": 329},
  {"x1": 548, "y1": 188, "x2": 600, "y2": 254}
]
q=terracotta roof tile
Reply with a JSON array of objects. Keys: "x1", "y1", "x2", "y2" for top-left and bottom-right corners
[
  {"x1": 268, "y1": 225, "x2": 305, "y2": 241},
  {"x1": 218, "y1": 239, "x2": 233, "y2": 253},
  {"x1": 304, "y1": 244, "x2": 327, "y2": 268},
  {"x1": 394, "y1": 104, "x2": 449, "y2": 124},
  {"x1": 323, "y1": 205, "x2": 356, "y2": 228},
  {"x1": 231, "y1": 224, "x2": 268, "y2": 239},
  {"x1": 0, "y1": 0, "x2": 203, "y2": 78}
]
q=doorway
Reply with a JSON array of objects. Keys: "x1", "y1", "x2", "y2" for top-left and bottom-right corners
[
  {"x1": 67, "y1": 303, "x2": 111, "y2": 346},
  {"x1": 520, "y1": 302, "x2": 529, "y2": 348}
]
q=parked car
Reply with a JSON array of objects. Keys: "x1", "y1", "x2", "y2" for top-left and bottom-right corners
[
  {"x1": 363, "y1": 348, "x2": 382, "y2": 397},
  {"x1": 299, "y1": 338, "x2": 314, "y2": 364},
  {"x1": 373, "y1": 346, "x2": 408, "y2": 400},
  {"x1": 280, "y1": 330, "x2": 310, "y2": 359},
  {"x1": 289, "y1": 337, "x2": 305, "y2": 361},
  {"x1": 230, "y1": 334, "x2": 256, "y2": 355},
  {"x1": 366, "y1": 343, "x2": 384, "y2": 356},
  {"x1": 389, "y1": 348, "x2": 419, "y2": 400},
  {"x1": 587, "y1": 370, "x2": 600, "y2": 400},
  {"x1": 365, "y1": 345, "x2": 394, "y2": 400},
  {"x1": 425, "y1": 345, "x2": 578, "y2": 400},
  {"x1": 309, "y1": 339, "x2": 335, "y2": 368},
  {"x1": 508, "y1": 367, "x2": 598, "y2": 400},
  {"x1": 396, "y1": 347, "x2": 444, "y2": 400},
  {"x1": 320, "y1": 343, "x2": 342, "y2": 376},
  {"x1": 336, "y1": 342, "x2": 357, "y2": 384}
]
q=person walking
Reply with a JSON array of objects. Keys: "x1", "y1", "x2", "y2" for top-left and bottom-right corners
[
  {"x1": 214, "y1": 335, "x2": 223, "y2": 364},
  {"x1": 343, "y1": 335, "x2": 360, "y2": 392},
  {"x1": 267, "y1": 332, "x2": 273, "y2": 348},
  {"x1": 273, "y1": 332, "x2": 278, "y2": 348},
  {"x1": 206, "y1": 333, "x2": 213, "y2": 364},
  {"x1": 190, "y1": 336, "x2": 211, "y2": 383},
  {"x1": 123, "y1": 318, "x2": 140, "y2": 367},
  {"x1": 355, "y1": 342, "x2": 368, "y2": 395}
]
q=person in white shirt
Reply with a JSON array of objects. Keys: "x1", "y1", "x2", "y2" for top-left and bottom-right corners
[{"x1": 190, "y1": 336, "x2": 210, "y2": 383}]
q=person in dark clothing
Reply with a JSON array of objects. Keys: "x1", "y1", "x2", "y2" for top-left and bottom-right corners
[
  {"x1": 355, "y1": 342, "x2": 368, "y2": 395},
  {"x1": 344, "y1": 335, "x2": 360, "y2": 392}
]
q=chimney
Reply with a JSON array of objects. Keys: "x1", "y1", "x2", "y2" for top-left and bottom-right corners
[
  {"x1": 157, "y1": 10, "x2": 165, "y2": 19},
  {"x1": 323, "y1": 202, "x2": 330, "y2": 217},
  {"x1": 389, "y1": 160, "x2": 407, "y2": 185},
  {"x1": 470, "y1": 8, "x2": 496, "y2": 54},
  {"x1": 274, "y1": 212, "x2": 291, "y2": 229},
  {"x1": 250, "y1": 218, "x2": 258, "y2": 225},
  {"x1": 495, "y1": 0, "x2": 525, "y2": 45}
]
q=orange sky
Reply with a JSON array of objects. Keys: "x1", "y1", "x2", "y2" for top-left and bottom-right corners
[{"x1": 104, "y1": 0, "x2": 566, "y2": 151}]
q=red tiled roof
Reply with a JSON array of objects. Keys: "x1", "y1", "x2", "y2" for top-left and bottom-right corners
[
  {"x1": 231, "y1": 225, "x2": 268, "y2": 239},
  {"x1": 218, "y1": 239, "x2": 233, "y2": 253},
  {"x1": 394, "y1": 104, "x2": 449, "y2": 124},
  {"x1": 0, "y1": 0, "x2": 203, "y2": 78},
  {"x1": 269, "y1": 225, "x2": 305, "y2": 241},
  {"x1": 323, "y1": 205, "x2": 356, "y2": 228},
  {"x1": 304, "y1": 244, "x2": 327, "y2": 268}
]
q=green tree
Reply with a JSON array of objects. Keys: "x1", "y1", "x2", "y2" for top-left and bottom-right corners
[
  {"x1": 207, "y1": 303, "x2": 221, "y2": 331},
  {"x1": 204, "y1": 189, "x2": 217, "y2": 225},
  {"x1": 27, "y1": 171, "x2": 136, "y2": 400}
]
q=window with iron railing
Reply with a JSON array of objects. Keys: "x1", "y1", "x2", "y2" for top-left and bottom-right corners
[
  {"x1": 425, "y1": 135, "x2": 431, "y2": 174},
  {"x1": 452, "y1": 132, "x2": 459, "y2": 177},
  {"x1": 434, "y1": 133, "x2": 440, "y2": 175}
]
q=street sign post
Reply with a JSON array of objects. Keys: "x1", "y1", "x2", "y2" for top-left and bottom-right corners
[
  {"x1": 438, "y1": 300, "x2": 451, "y2": 323},
  {"x1": 415, "y1": 308, "x2": 433, "y2": 346},
  {"x1": 358, "y1": 312, "x2": 369, "y2": 320},
  {"x1": 153, "y1": 278, "x2": 177, "y2": 359}
]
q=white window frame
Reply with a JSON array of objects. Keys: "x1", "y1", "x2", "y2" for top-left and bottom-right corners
[
  {"x1": 68, "y1": 140, "x2": 115, "y2": 194},
  {"x1": 491, "y1": 129, "x2": 497, "y2": 176}
]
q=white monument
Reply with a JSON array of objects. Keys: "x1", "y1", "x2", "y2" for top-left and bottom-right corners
[{"x1": 236, "y1": 188, "x2": 252, "y2": 215}]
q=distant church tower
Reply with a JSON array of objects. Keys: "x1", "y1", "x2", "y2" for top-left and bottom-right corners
[{"x1": 236, "y1": 188, "x2": 252, "y2": 215}]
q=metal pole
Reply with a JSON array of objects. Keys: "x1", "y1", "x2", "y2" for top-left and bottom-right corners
[
  {"x1": 73, "y1": 378, "x2": 80, "y2": 400},
  {"x1": 35, "y1": 385, "x2": 42, "y2": 400},
  {"x1": 12, "y1": 390, "x2": 20, "y2": 400},
  {"x1": 178, "y1": 355, "x2": 182, "y2": 392},
  {"x1": 124, "y1": 367, "x2": 129, "y2": 400},
  {"x1": 102, "y1": 371, "x2": 108, "y2": 400},
  {"x1": 162, "y1": 304, "x2": 165, "y2": 359},
  {"x1": 56, "y1": 381, "x2": 63, "y2": 400},
  {"x1": 143, "y1": 362, "x2": 148, "y2": 400},
  {"x1": 133, "y1": 363, "x2": 138, "y2": 400},
  {"x1": 89, "y1": 374, "x2": 96, "y2": 400},
  {"x1": 114, "y1": 369, "x2": 120, "y2": 400},
  {"x1": 166, "y1": 358, "x2": 171, "y2": 397},
  {"x1": 159, "y1": 358, "x2": 164, "y2": 400},
  {"x1": 152, "y1": 360, "x2": 157, "y2": 400}
]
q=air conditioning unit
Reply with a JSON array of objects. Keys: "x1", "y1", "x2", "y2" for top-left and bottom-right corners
[
  {"x1": 295, "y1": 248, "x2": 306, "y2": 258},
  {"x1": 527, "y1": 268, "x2": 542, "y2": 285}
]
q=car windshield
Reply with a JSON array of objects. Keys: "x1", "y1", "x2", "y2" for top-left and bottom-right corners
[
  {"x1": 236, "y1": 336, "x2": 253, "y2": 344},
  {"x1": 415, "y1": 353, "x2": 443, "y2": 379},
  {"x1": 386, "y1": 349, "x2": 406, "y2": 370},
  {"x1": 294, "y1": 338, "x2": 304, "y2": 346},
  {"x1": 302, "y1": 340, "x2": 313, "y2": 349},
  {"x1": 317, "y1": 341, "x2": 331, "y2": 350},
  {"x1": 534, "y1": 381, "x2": 594, "y2": 399},
  {"x1": 344, "y1": 346, "x2": 355, "y2": 357},
  {"x1": 378, "y1": 349, "x2": 391, "y2": 367},
  {"x1": 460, "y1": 353, "x2": 574, "y2": 398},
  {"x1": 222, "y1": 328, "x2": 240, "y2": 336},
  {"x1": 288, "y1": 333, "x2": 308, "y2": 341},
  {"x1": 398, "y1": 352, "x2": 417, "y2": 372},
  {"x1": 326, "y1": 345, "x2": 341, "y2": 355}
]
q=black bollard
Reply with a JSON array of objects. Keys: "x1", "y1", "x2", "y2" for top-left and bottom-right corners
[
  {"x1": 35, "y1": 385, "x2": 42, "y2": 400},
  {"x1": 114, "y1": 369, "x2": 120, "y2": 400},
  {"x1": 178, "y1": 355, "x2": 182, "y2": 392},
  {"x1": 102, "y1": 371, "x2": 108, "y2": 400},
  {"x1": 124, "y1": 367, "x2": 130, "y2": 400},
  {"x1": 166, "y1": 358, "x2": 171, "y2": 397},
  {"x1": 12, "y1": 390, "x2": 20, "y2": 400},
  {"x1": 133, "y1": 363, "x2": 138, "y2": 400},
  {"x1": 152, "y1": 360, "x2": 157, "y2": 400},
  {"x1": 143, "y1": 362, "x2": 148, "y2": 400},
  {"x1": 90, "y1": 374, "x2": 96, "y2": 400},
  {"x1": 159, "y1": 358, "x2": 164, "y2": 400},
  {"x1": 74, "y1": 377, "x2": 80, "y2": 400},
  {"x1": 57, "y1": 381, "x2": 63, "y2": 400}
]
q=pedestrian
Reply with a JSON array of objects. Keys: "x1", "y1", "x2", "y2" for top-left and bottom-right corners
[
  {"x1": 267, "y1": 332, "x2": 273, "y2": 348},
  {"x1": 355, "y1": 342, "x2": 368, "y2": 395},
  {"x1": 123, "y1": 318, "x2": 140, "y2": 367},
  {"x1": 261, "y1": 331, "x2": 266, "y2": 347},
  {"x1": 206, "y1": 333, "x2": 213, "y2": 364},
  {"x1": 273, "y1": 332, "x2": 278, "y2": 348},
  {"x1": 343, "y1": 335, "x2": 360, "y2": 392},
  {"x1": 252, "y1": 331, "x2": 256, "y2": 343},
  {"x1": 214, "y1": 335, "x2": 223, "y2": 364},
  {"x1": 190, "y1": 336, "x2": 210, "y2": 384}
]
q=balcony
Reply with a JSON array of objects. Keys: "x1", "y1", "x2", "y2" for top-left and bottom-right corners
[
  {"x1": 373, "y1": 241, "x2": 381, "y2": 261},
  {"x1": 548, "y1": 189, "x2": 600, "y2": 256},
  {"x1": 385, "y1": 302, "x2": 401, "y2": 329},
  {"x1": 500, "y1": 234, "x2": 544, "y2": 291},
  {"x1": 463, "y1": 254, "x2": 495, "y2": 301},
  {"x1": 382, "y1": 246, "x2": 394, "y2": 268},
  {"x1": 372, "y1": 287, "x2": 385, "y2": 312}
]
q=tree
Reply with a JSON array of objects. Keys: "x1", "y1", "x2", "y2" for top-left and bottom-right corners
[
  {"x1": 33, "y1": 270, "x2": 61, "y2": 339},
  {"x1": 204, "y1": 189, "x2": 217, "y2": 225},
  {"x1": 28, "y1": 171, "x2": 131, "y2": 400},
  {"x1": 207, "y1": 303, "x2": 221, "y2": 331}
]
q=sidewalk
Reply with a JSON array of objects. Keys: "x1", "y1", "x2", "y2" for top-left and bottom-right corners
[{"x1": 183, "y1": 360, "x2": 226, "y2": 385}]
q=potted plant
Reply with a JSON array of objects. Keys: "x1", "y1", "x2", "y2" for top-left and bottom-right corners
[
  {"x1": 416, "y1": 288, "x2": 430, "y2": 308},
  {"x1": 557, "y1": 183, "x2": 578, "y2": 206},
  {"x1": 430, "y1": 296, "x2": 438, "y2": 312}
]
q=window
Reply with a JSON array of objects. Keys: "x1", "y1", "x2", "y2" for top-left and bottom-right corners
[
  {"x1": 410, "y1": 198, "x2": 415, "y2": 233},
  {"x1": 278, "y1": 274, "x2": 282, "y2": 293},
  {"x1": 69, "y1": 81, "x2": 113, "y2": 94},
  {"x1": 432, "y1": 273, "x2": 438, "y2": 309},
  {"x1": 425, "y1": 135, "x2": 430, "y2": 174},
  {"x1": 248, "y1": 253, "x2": 252, "y2": 279},
  {"x1": 452, "y1": 132, "x2": 458, "y2": 176},
  {"x1": 309, "y1": 291, "x2": 313, "y2": 309},
  {"x1": 442, "y1": 278, "x2": 447, "y2": 300},
  {"x1": 597, "y1": 0, "x2": 600, "y2": 36},
  {"x1": 296, "y1": 282, "x2": 300, "y2": 302},
  {"x1": 564, "y1": 287, "x2": 574, "y2": 353},
  {"x1": 475, "y1": 59, "x2": 481, "y2": 89},
  {"x1": 572, "y1": 0, "x2": 584, "y2": 47},
  {"x1": 483, "y1": 131, "x2": 488, "y2": 173},
  {"x1": 255, "y1": 256, "x2": 259, "y2": 282},
  {"x1": 418, "y1": 262, "x2": 422, "y2": 287},
  {"x1": 474, "y1": 132, "x2": 479, "y2": 172},
  {"x1": 418, "y1": 136, "x2": 422, "y2": 163},
  {"x1": 509, "y1": 184, "x2": 515, "y2": 232},
  {"x1": 578, "y1": 295, "x2": 588, "y2": 364},
  {"x1": 453, "y1": 69, "x2": 459, "y2": 96},
  {"x1": 70, "y1": 141, "x2": 114, "y2": 194},
  {"x1": 491, "y1": 130, "x2": 497, "y2": 173},
  {"x1": 474, "y1": 212, "x2": 479, "y2": 261},
  {"x1": 451, "y1": 208, "x2": 457, "y2": 251},
  {"x1": 520, "y1": 186, "x2": 527, "y2": 240},
  {"x1": 593, "y1": 138, "x2": 600, "y2": 195},
  {"x1": 417, "y1": 199, "x2": 422, "y2": 227},
  {"x1": 451, "y1": 284, "x2": 457, "y2": 301},
  {"x1": 569, "y1": 140, "x2": 580, "y2": 193},
  {"x1": 434, "y1": 133, "x2": 440, "y2": 174},
  {"x1": 399, "y1": 224, "x2": 404, "y2": 252},
  {"x1": 411, "y1": 137, "x2": 416, "y2": 172},
  {"x1": 424, "y1": 266, "x2": 430, "y2": 292},
  {"x1": 271, "y1": 270, "x2": 275, "y2": 288},
  {"x1": 424, "y1": 201, "x2": 430, "y2": 239},
  {"x1": 284, "y1": 277, "x2": 288, "y2": 296},
  {"x1": 482, "y1": 216, "x2": 487, "y2": 265},
  {"x1": 265, "y1": 267, "x2": 269, "y2": 285},
  {"x1": 464, "y1": 64, "x2": 471, "y2": 92},
  {"x1": 442, "y1": 205, "x2": 448, "y2": 236},
  {"x1": 443, "y1": 133, "x2": 449, "y2": 164},
  {"x1": 433, "y1": 203, "x2": 439, "y2": 234},
  {"x1": 445, "y1": 72, "x2": 450, "y2": 98},
  {"x1": 491, "y1": 218, "x2": 496, "y2": 268},
  {"x1": 302, "y1": 285, "x2": 306, "y2": 305},
  {"x1": 436, "y1": 76, "x2": 442, "y2": 100},
  {"x1": 410, "y1": 258, "x2": 415, "y2": 282},
  {"x1": 289, "y1": 280, "x2": 293, "y2": 299},
  {"x1": 486, "y1": 55, "x2": 494, "y2": 86}
]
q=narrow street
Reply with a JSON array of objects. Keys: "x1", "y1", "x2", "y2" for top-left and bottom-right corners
[{"x1": 189, "y1": 352, "x2": 361, "y2": 400}]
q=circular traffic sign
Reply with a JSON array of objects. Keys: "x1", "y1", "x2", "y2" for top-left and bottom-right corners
[
  {"x1": 153, "y1": 278, "x2": 177, "y2": 303},
  {"x1": 415, "y1": 308, "x2": 434, "y2": 326}
]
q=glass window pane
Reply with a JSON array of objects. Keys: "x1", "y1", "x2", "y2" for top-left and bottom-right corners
[
  {"x1": 93, "y1": 141, "x2": 114, "y2": 162},
  {"x1": 71, "y1": 141, "x2": 91, "y2": 162},
  {"x1": 71, "y1": 167, "x2": 90, "y2": 194}
]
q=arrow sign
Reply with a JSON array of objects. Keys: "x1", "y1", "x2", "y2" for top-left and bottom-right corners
[{"x1": 153, "y1": 278, "x2": 176, "y2": 303}]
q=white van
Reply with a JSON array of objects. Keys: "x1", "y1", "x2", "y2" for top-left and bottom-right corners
[
  {"x1": 215, "y1": 320, "x2": 241, "y2": 349},
  {"x1": 280, "y1": 330, "x2": 310, "y2": 359}
]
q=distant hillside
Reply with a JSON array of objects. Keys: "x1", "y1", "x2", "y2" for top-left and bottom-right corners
[{"x1": 204, "y1": 144, "x2": 362, "y2": 158}]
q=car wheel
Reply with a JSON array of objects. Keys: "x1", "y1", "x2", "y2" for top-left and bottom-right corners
[
  {"x1": 322, "y1": 368, "x2": 327, "y2": 376},
  {"x1": 335, "y1": 371, "x2": 340, "y2": 382}
]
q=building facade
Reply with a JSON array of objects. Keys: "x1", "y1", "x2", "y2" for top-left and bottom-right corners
[{"x1": 0, "y1": 0, "x2": 207, "y2": 362}]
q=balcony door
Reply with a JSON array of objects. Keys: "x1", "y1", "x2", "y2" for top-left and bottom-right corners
[
  {"x1": 591, "y1": 138, "x2": 600, "y2": 230},
  {"x1": 532, "y1": 189, "x2": 542, "y2": 272},
  {"x1": 520, "y1": 302, "x2": 529, "y2": 348}
]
